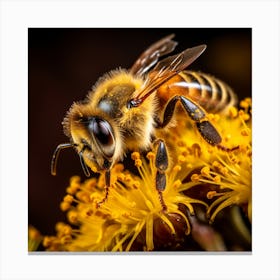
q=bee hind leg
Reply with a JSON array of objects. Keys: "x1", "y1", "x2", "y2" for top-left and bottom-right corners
[
  {"x1": 154, "y1": 139, "x2": 168, "y2": 212},
  {"x1": 157, "y1": 95, "x2": 238, "y2": 151}
]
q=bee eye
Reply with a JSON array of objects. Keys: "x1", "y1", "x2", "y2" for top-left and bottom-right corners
[{"x1": 88, "y1": 117, "x2": 115, "y2": 158}]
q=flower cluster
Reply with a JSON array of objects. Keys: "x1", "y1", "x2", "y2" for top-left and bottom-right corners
[{"x1": 42, "y1": 98, "x2": 252, "y2": 252}]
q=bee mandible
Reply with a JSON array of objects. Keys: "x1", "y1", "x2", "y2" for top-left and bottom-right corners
[{"x1": 51, "y1": 34, "x2": 238, "y2": 210}]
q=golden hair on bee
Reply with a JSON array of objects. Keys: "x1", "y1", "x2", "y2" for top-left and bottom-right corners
[{"x1": 51, "y1": 34, "x2": 238, "y2": 209}]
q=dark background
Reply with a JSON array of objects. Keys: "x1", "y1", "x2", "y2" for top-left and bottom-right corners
[{"x1": 28, "y1": 28, "x2": 251, "y2": 236}]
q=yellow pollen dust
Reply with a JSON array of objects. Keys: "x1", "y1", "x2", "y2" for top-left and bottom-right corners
[
  {"x1": 212, "y1": 161, "x2": 228, "y2": 176},
  {"x1": 201, "y1": 166, "x2": 211, "y2": 177},
  {"x1": 177, "y1": 140, "x2": 186, "y2": 147},
  {"x1": 208, "y1": 113, "x2": 220, "y2": 122},
  {"x1": 240, "y1": 99, "x2": 251, "y2": 109},
  {"x1": 213, "y1": 175, "x2": 221, "y2": 183},
  {"x1": 63, "y1": 194, "x2": 74, "y2": 203},
  {"x1": 60, "y1": 201, "x2": 71, "y2": 212},
  {"x1": 146, "y1": 151, "x2": 155, "y2": 160},
  {"x1": 191, "y1": 143, "x2": 202, "y2": 157},
  {"x1": 238, "y1": 110, "x2": 250, "y2": 121},
  {"x1": 241, "y1": 128, "x2": 250, "y2": 136},
  {"x1": 172, "y1": 179, "x2": 182, "y2": 189},
  {"x1": 178, "y1": 155, "x2": 186, "y2": 164},
  {"x1": 172, "y1": 165, "x2": 182, "y2": 172},
  {"x1": 191, "y1": 173, "x2": 200, "y2": 182},
  {"x1": 229, "y1": 107, "x2": 238, "y2": 118},
  {"x1": 131, "y1": 152, "x2": 140, "y2": 160},
  {"x1": 135, "y1": 159, "x2": 142, "y2": 167},
  {"x1": 67, "y1": 210, "x2": 78, "y2": 224},
  {"x1": 207, "y1": 191, "x2": 217, "y2": 199}
]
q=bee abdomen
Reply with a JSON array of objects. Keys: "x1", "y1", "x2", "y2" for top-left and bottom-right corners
[{"x1": 178, "y1": 71, "x2": 238, "y2": 114}]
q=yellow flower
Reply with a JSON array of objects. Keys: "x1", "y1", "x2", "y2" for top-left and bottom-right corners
[
  {"x1": 43, "y1": 151, "x2": 207, "y2": 251},
  {"x1": 176, "y1": 98, "x2": 252, "y2": 223},
  {"x1": 43, "y1": 98, "x2": 251, "y2": 252}
]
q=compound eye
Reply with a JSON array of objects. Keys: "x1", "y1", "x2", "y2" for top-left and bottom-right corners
[{"x1": 88, "y1": 118, "x2": 115, "y2": 158}]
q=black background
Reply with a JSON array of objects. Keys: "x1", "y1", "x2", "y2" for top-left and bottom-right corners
[{"x1": 28, "y1": 28, "x2": 251, "y2": 235}]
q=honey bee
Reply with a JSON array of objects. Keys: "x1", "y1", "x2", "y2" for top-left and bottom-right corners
[{"x1": 51, "y1": 34, "x2": 238, "y2": 210}]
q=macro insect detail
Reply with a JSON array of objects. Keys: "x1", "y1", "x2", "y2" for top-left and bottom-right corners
[{"x1": 51, "y1": 34, "x2": 238, "y2": 210}]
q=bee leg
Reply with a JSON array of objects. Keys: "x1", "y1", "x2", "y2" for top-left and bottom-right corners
[
  {"x1": 96, "y1": 170, "x2": 111, "y2": 208},
  {"x1": 196, "y1": 121, "x2": 239, "y2": 152},
  {"x1": 158, "y1": 95, "x2": 238, "y2": 151},
  {"x1": 154, "y1": 139, "x2": 168, "y2": 212}
]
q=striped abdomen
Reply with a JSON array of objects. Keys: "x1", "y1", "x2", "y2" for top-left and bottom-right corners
[{"x1": 157, "y1": 70, "x2": 237, "y2": 114}]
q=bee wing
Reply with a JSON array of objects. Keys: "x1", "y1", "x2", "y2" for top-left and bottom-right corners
[
  {"x1": 132, "y1": 44, "x2": 207, "y2": 104},
  {"x1": 130, "y1": 34, "x2": 178, "y2": 76}
]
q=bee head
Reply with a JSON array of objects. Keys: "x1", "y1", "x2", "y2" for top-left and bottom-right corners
[
  {"x1": 59, "y1": 102, "x2": 118, "y2": 176},
  {"x1": 74, "y1": 116, "x2": 116, "y2": 173}
]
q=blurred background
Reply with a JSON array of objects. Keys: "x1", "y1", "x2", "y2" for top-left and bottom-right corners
[{"x1": 28, "y1": 28, "x2": 251, "y2": 238}]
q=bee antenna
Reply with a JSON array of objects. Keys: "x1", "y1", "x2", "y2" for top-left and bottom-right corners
[
  {"x1": 79, "y1": 151, "x2": 91, "y2": 177},
  {"x1": 51, "y1": 143, "x2": 74, "y2": 176}
]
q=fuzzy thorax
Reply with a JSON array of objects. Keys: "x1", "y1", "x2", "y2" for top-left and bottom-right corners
[{"x1": 62, "y1": 69, "x2": 158, "y2": 172}]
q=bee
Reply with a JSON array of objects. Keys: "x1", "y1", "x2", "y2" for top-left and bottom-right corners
[{"x1": 51, "y1": 34, "x2": 238, "y2": 210}]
